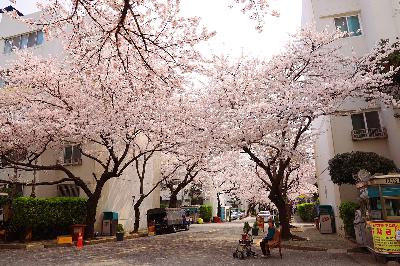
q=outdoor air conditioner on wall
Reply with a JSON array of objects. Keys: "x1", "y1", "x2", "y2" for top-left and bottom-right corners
[{"x1": 57, "y1": 184, "x2": 80, "y2": 197}]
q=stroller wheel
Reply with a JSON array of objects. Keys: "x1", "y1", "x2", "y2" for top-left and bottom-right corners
[{"x1": 233, "y1": 252, "x2": 238, "y2": 258}]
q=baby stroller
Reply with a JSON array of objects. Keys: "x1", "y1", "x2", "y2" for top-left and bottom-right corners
[{"x1": 233, "y1": 233, "x2": 257, "y2": 259}]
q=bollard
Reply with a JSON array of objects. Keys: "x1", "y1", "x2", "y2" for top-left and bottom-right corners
[{"x1": 76, "y1": 232, "x2": 83, "y2": 250}]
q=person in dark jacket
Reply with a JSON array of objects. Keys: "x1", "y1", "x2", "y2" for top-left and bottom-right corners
[{"x1": 260, "y1": 218, "x2": 276, "y2": 256}]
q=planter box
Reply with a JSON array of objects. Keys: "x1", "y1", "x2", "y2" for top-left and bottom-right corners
[
  {"x1": 116, "y1": 232, "x2": 124, "y2": 241},
  {"x1": 252, "y1": 228, "x2": 259, "y2": 236},
  {"x1": 57, "y1": 235, "x2": 73, "y2": 245}
]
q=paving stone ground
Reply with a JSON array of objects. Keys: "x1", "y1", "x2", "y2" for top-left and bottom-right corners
[{"x1": 0, "y1": 218, "x2": 384, "y2": 265}]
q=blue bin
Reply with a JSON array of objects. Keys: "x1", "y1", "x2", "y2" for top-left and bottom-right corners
[{"x1": 103, "y1": 211, "x2": 118, "y2": 220}]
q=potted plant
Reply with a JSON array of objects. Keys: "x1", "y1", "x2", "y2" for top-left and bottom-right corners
[
  {"x1": 252, "y1": 221, "x2": 259, "y2": 236},
  {"x1": 116, "y1": 224, "x2": 124, "y2": 241},
  {"x1": 242, "y1": 222, "x2": 251, "y2": 240}
]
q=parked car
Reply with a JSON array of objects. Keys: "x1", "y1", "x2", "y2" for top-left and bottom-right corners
[
  {"x1": 147, "y1": 208, "x2": 189, "y2": 234},
  {"x1": 231, "y1": 211, "x2": 240, "y2": 220},
  {"x1": 231, "y1": 211, "x2": 245, "y2": 220}
]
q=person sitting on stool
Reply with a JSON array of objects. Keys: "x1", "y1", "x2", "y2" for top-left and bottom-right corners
[{"x1": 260, "y1": 218, "x2": 276, "y2": 257}]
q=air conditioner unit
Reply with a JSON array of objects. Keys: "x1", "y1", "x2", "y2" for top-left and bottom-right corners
[{"x1": 57, "y1": 184, "x2": 80, "y2": 197}]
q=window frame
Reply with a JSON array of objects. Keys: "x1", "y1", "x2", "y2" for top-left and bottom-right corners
[
  {"x1": 3, "y1": 30, "x2": 44, "y2": 54},
  {"x1": 334, "y1": 14, "x2": 362, "y2": 37},
  {"x1": 382, "y1": 196, "x2": 400, "y2": 221},
  {"x1": 351, "y1": 111, "x2": 382, "y2": 131},
  {"x1": 63, "y1": 144, "x2": 82, "y2": 165}
]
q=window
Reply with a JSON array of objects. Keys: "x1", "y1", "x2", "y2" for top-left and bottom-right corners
[
  {"x1": 334, "y1": 15, "x2": 362, "y2": 37},
  {"x1": 4, "y1": 39, "x2": 12, "y2": 54},
  {"x1": 351, "y1": 111, "x2": 381, "y2": 130},
  {"x1": 351, "y1": 111, "x2": 387, "y2": 140},
  {"x1": 27, "y1": 31, "x2": 37, "y2": 48},
  {"x1": 63, "y1": 144, "x2": 82, "y2": 165},
  {"x1": 0, "y1": 78, "x2": 5, "y2": 89},
  {"x1": 20, "y1": 34, "x2": 28, "y2": 49},
  {"x1": 3, "y1": 30, "x2": 44, "y2": 54},
  {"x1": 12, "y1": 36, "x2": 21, "y2": 49}
]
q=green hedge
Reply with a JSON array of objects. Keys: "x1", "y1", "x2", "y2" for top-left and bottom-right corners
[
  {"x1": 297, "y1": 203, "x2": 317, "y2": 222},
  {"x1": 12, "y1": 197, "x2": 87, "y2": 240},
  {"x1": 339, "y1": 201, "x2": 359, "y2": 238},
  {"x1": 199, "y1": 205, "x2": 212, "y2": 222}
]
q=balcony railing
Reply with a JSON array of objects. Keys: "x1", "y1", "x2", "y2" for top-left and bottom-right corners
[{"x1": 351, "y1": 127, "x2": 387, "y2": 140}]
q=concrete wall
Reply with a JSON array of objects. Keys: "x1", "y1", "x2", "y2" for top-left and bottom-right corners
[
  {"x1": 313, "y1": 116, "x2": 344, "y2": 233},
  {"x1": 381, "y1": 105, "x2": 400, "y2": 167},
  {"x1": 302, "y1": 0, "x2": 400, "y2": 56},
  {"x1": 96, "y1": 152, "x2": 161, "y2": 232},
  {"x1": 305, "y1": 0, "x2": 400, "y2": 235}
]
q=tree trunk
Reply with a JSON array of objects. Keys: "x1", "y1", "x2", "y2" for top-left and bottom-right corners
[
  {"x1": 217, "y1": 193, "x2": 222, "y2": 218},
  {"x1": 85, "y1": 191, "x2": 102, "y2": 239},
  {"x1": 269, "y1": 190, "x2": 291, "y2": 240},
  {"x1": 169, "y1": 193, "x2": 178, "y2": 208},
  {"x1": 246, "y1": 202, "x2": 255, "y2": 216},
  {"x1": 133, "y1": 198, "x2": 144, "y2": 233}
]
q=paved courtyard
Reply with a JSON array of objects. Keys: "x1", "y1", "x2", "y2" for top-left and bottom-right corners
[{"x1": 0, "y1": 218, "x2": 384, "y2": 265}]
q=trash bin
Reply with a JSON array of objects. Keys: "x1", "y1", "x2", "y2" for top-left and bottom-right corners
[
  {"x1": 213, "y1": 216, "x2": 221, "y2": 223},
  {"x1": 102, "y1": 211, "x2": 118, "y2": 236},
  {"x1": 318, "y1": 205, "x2": 335, "y2": 234}
]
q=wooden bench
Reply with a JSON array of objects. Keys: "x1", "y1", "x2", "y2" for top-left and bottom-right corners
[{"x1": 267, "y1": 229, "x2": 282, "y2": 259}]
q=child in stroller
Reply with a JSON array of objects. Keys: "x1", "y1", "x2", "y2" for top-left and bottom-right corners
[{"x1": 233, "y1": 232, "x2": 257, "y2": 259}]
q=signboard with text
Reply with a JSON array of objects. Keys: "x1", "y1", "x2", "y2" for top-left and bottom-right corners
[{"x1": 371, "y1": 222, "x2": 400, "y2": 253}]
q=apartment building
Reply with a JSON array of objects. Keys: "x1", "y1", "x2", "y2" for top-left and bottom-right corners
[
  {"x1": 302, "y1": 0, "x2": 400, "y2": 235},
  {"x1": 0, "y1": 8, "x2": 160, "y2": 233}
]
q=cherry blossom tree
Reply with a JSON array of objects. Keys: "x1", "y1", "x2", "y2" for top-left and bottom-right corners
[
  {"x1": 200, "y1": 28, "x2": 397, "y2": 239},
  {"x1": 0, "y1": 0, "x2": 214, "y2": 238},
  {"x1": 0, "y1": 50, "x2": 179, "y2": 238},
  {"x1": 161, "y1": 152, "x2": 205, "y2": 208},
  {"x1": 19, "y1": 0, "x2": 214, "y2": 80},
  {"x1": 130, "y1": 134, "x2": 174, "y2": 233},
  {"x1": 9, "y1": 0, "x2": 274, "y2": 74}
]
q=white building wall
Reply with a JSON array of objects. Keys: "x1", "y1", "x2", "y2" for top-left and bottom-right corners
[
  {"x1": 359, "y1": 0, "x2": 400, "y2": 50},
  {"x1": 305, "y1": 0, "x2": 400, "y2": 234},
  {"x1": 314, "y1": 116, "x2": 343, "y2": 232},
  {"x1": 381, "y1": 105, "x2": 400, "y2": 167},
  {"x1": 0, "y1": 13, "x2": 64, "y2": 68}
]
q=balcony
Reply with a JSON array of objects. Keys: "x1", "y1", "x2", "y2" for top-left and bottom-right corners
[{"x1": 351, "y1": 128, "x2": 387, "y2": 140}]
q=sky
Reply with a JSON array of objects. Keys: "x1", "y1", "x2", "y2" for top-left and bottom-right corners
[{"x1": 0, "y1": 0, "x2": 303, "y2": 59}]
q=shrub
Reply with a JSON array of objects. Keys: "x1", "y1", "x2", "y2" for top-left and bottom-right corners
[
  {"x1": 117, "y1": 224, "x2": 124, "y2": 233},
  {"x1": 329, "y1": 151, "x2": 397, "y2": 185},
  {"x1": 12, "y1": 197, "x2": 87, "y2": 240},
  {"x1": 243, "y1": 222, "x2": 251, "y2": 233},
  {"x1": 199, "y1": 205, "x2": 212, "y2": 222},
  {"x1": 252, "y1": 221, "x2": 258, "y2": 229},
  {"x1": 297, "y1": 202, "x2": 317, "y2": 222},
  {"x1": 339, "y1": 201, "x2": 359, "y2": 238}
]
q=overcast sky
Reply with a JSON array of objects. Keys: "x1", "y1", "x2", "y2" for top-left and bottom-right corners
[{"x1": 0, "y1": 0, "x2": 302, "y2": 59}]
